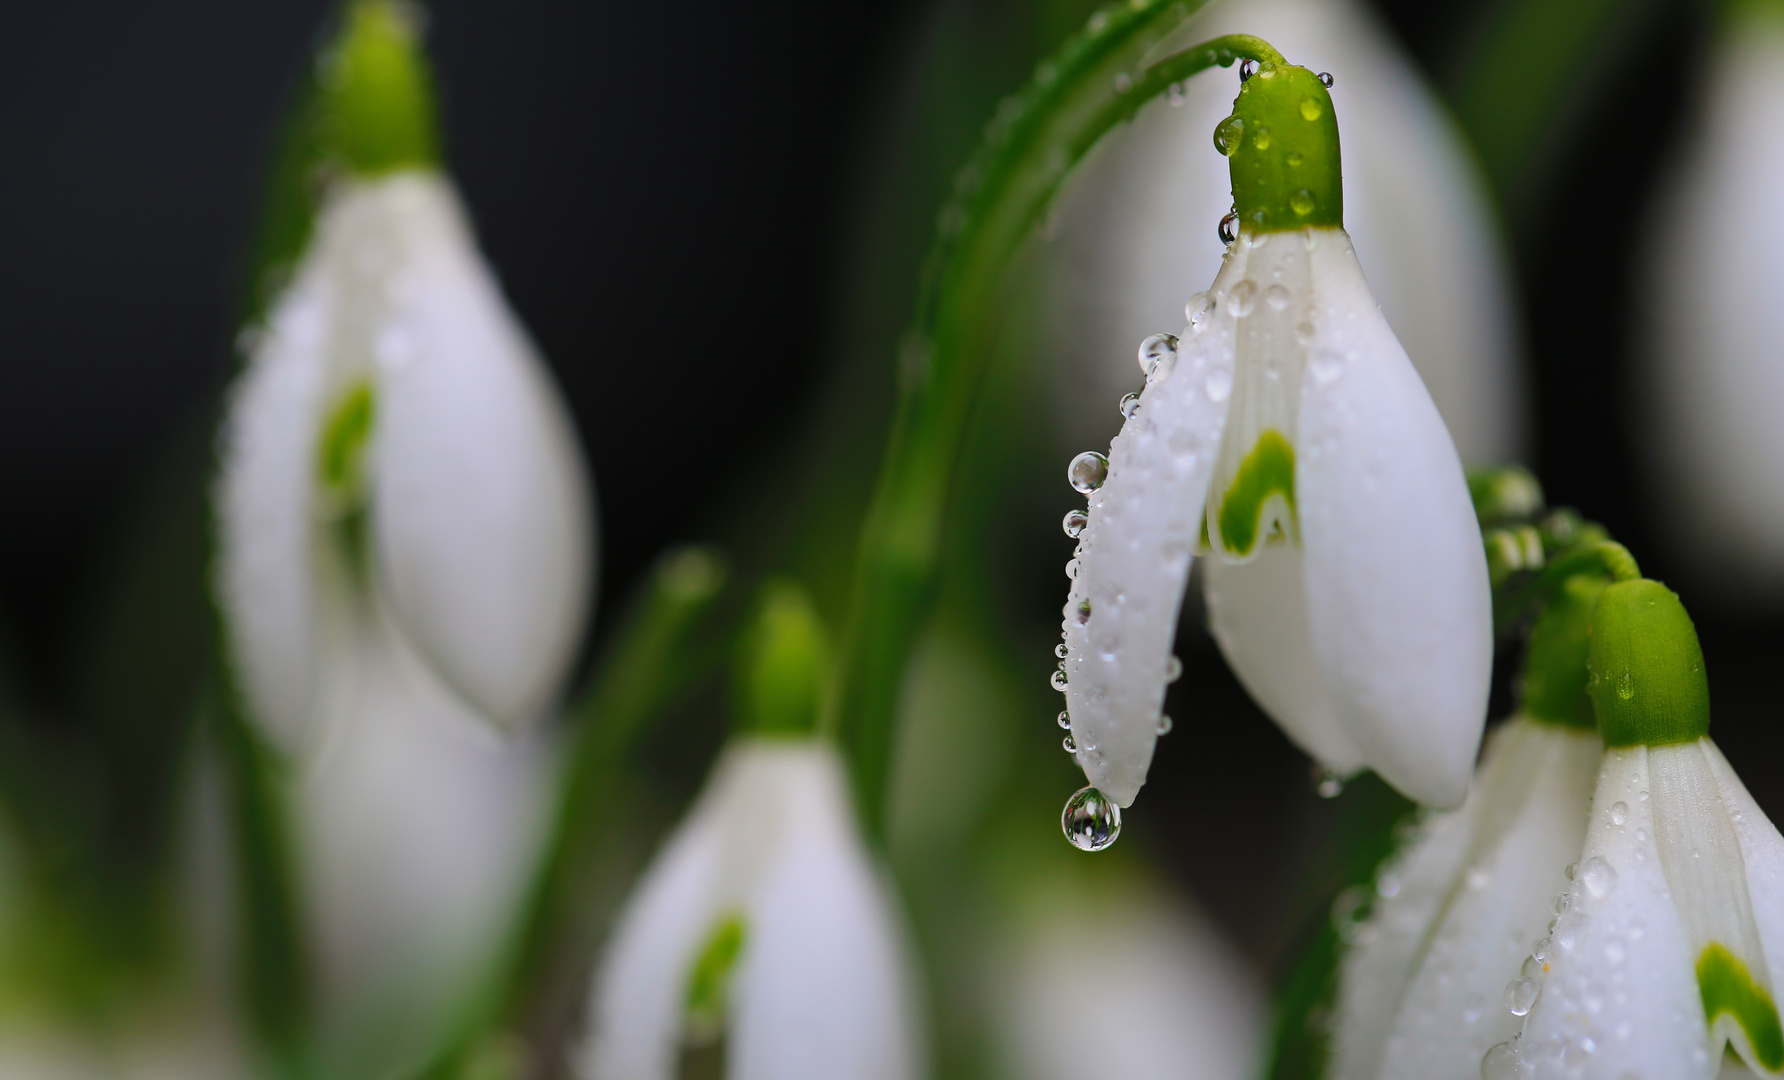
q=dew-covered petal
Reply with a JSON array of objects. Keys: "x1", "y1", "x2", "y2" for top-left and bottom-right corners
[
  {"x1": 1705, "y1": 738, "x2": 1784, "y2": 1064},
  {"x1": 1518, "y1": 747, "x2": 1714, "y2": 1080},
  {"x1": 729, "y1": 743, "x2": 920, "y2": 1080},
  {"x1": 1331, "y1": 718, "x2": 1599, "y2": 1080},
  {"x1": 1203, "y1": 543, "x2": 1361, "y2": 773},
  {"x1": 1061, "y1": 259, "x2": 1236, "y2": 806},
  {"x1": 215, "y1": 251, "x2": 334, "y2": 753},
  {"x1": 1296, "y1": 231, "x2": 1491, "y2": 809},
  {"x1": 363, "y1": 173, "x2": 594, "y2": 730}
]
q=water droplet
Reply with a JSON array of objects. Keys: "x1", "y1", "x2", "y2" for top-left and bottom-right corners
[
  {"x1": 1552, "y1": 893, "x2": 1571, "y2": 916},
  {"x1": 1228, "y1": 280, "x2": 1258, "y2": 317},
  {"x1": 1167, "y1": 81, "x2": 1186, "y2": 106},
  {"x1": 1062, "y1": 786, "x2": 1121, "y2": 851},
  {"x1": 1481, "y1": 1041, "x2": 1518, "y2": 1080},
  {"x1": 1299, "y1": 98, "x2": 1323, "y2": 121},
  {"x1": 1218, "y1": 211, "x2": 1240, "y2": 245},
  {"x1": 1290, "y1": 189, "x2": 1317, "y2": 216},
  {"x1": 1119, "y1": 391, "x2": 1142, "y2": 419},
  {"x1": 1265, "y1": 284, "x2": 1290, "y2": 310},
  {"x1": 1068, "y1": 451, "x2": 1109, "y2": 494},
  {"x1": 1185, "y1": 291, "x2": 1216, "y2": 329},
  {"x1": 1064, "y1": 558, "x2": 1081, "y2": 580},
  {"x1": 1317, "y1": 71, "x2": 1334, "y2": 88},
  {"x1": 1137, "y1": 332, "x2": 1179, "y2": 377},
  {"x1": 1050, "y1": 669, "x2": 1069, "y2": 692},
  {"x1": 1566, "y1": 862, "x2": 1580, "y2": 881},
  {"x1": 1504, "y1": 977, "x2": 1539, "y2": 1016},
  {"x1": 1286, "y1": 151, "x2": 1303, "y2": 168},
  {"x1": 1315, "y1": 767, "x2": 1344, "y2": 798},
  {"x1": 1057, "y1": 710, "x2": 1071, "y2": 730},
  {"x1": 1055, "y1": 643, "x2": 1069, "y2": 660},
  {"x1": 1377, "y1": 873, "x2": 1402, "y2": 898},
  {"x1": 1310, "y1": 348, "x2": 1345, "y2": 384},
  {"x1": 1295, "y1": 321, "x2": 1315, "y2": 344},
  {"x1": 1157, "y1": 714, "x2": 1173, "y2": 735},
  {"x1": 1238, "y1": 58, "x2": 1259, "y2": 82},
  {"x1": 1251, "y1": 125, "x2": 1272, "y2": 151},
  {"x1": 1165, "y1": 655, "x2": 1183, "y2": 683},
  {"x1": 1532, "y1": 937, "x2": 1551, "y2": 961},
  {"x1": 1610, "y1": 801, "x2": 1629, "y2": 826},
  {"x1": 1581, "y1": 856, "x2": 1618, "y2": 898},
  {"x1": 1213, "y1": 115, "x2": 1245, "y2": 156},
  {"x1": 1062, "y1": 508, "x2": 1088, "y2": 538},
  {"x1": 1063, "y1": 734, "x2": 1077, "y2": 753},
  {"x1": 1073, "y1": 598, "x2": 1092, "y2": 625},
  {"x1": 1522, "y1": 955, "x2": 1544, "y2": 979},
  {"x1": 1204, "y1": 366, "x2": 1233, "y2": 402},
  {"x1": 1616, "y1": 671, "x2": 1635, "y2": 700},
  {"x1": 1112, "y1": 71, "x2": 1132, "y2": 94}
]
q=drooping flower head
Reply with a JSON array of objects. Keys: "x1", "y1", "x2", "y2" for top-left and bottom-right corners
[
  {"x1": 1057, "y1": 46, "x2": 1490, "y2": 821},
  {"x1": 1497, "y1": 579, "x2": 1784, "y2": 1079},
  {"x1": 217, "y1": 0, "x2": 594, "y2": 755}
]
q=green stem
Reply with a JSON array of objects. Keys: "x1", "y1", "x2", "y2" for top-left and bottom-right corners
[
  {"x1": 830, "y1": 2, "x2": 1281, "y2": 839},
  {"x1": 1495, "y1": 539, "x2": 1639, "y2": 634}
]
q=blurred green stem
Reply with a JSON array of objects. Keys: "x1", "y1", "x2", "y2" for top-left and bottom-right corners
[{"x1": 830, "y1": 1, "x2": 1284, "y2": 838}]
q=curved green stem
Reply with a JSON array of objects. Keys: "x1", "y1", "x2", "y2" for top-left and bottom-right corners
[
  {"x1": 1495, "y1": 539, "x2": 1638, "y2": 634},
  {"x1": 829, "y1": 3, "x2": 1284, "y2": 838}
]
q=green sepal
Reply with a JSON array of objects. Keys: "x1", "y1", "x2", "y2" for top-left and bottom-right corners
[
  {"x1": 317, "y1": 380, "x2": 377, "y2": 495},
  {"x1": 735, "y1": 579, "x2": 829, "y2": 737},
  {"x1": 317, "y1": 0, "x2": 441, "y2": 178},
  {"x1": 1521, "y1": 572, "x2": 1608, "y2": 730},
  {"x1": 1586, "y1": 579, "x2": 1710, "y2": 747},
  {"x1": 1215, "y1": 429, "x2": 1296, "y2": 556},
  {"x1": 1699, "y1": 943, "x2": 1784, "y2": 1071},
  {"x1": 684, "y1": 914, "x2": 748, "y2": 1042},
  {"x1": 1222, "y1": 63, "x2": 1342, "y2": 233}
]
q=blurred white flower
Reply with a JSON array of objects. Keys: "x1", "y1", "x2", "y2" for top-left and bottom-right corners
[
  {"x1": 1330, "y1": 716, "x2": 1600, "y2": 1080},
  {"x1": 1502, "y1": 738, "x2": 1784, "y2": 1079},
  {"x1": 580, "y1": 739, "x2": 920, "y2": 1080},
  {"x1": 1042, "y1": 0, "x2": 1521, "y2": 467},
  {"x1": 1062, "y1": 223, "x2": 1489, "y2": 809},
  {"x1": 1642, "y1": 5, "x2": 1784, "y2": 602},
  {"x1": 991, "y1": 875, "x2": 1260, "y2": 1080}
]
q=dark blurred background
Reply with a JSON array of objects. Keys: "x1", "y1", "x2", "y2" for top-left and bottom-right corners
[{"x1": 0, "y1": 0, "x2": 1760, "y2": 977}]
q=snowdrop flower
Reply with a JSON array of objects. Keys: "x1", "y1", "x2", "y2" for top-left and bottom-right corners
[
  {"x1": 1330, "y1": 574, "x2": 1608, "y2": 1080},
  {"x1": 1044, "y1": 0, "x2": 1521, "y2": 466},
  {"x1": 212, "y1": 4, "x2": 588, "y2": 1071},
  {"x1": 1643, "y1": 2, "x2": 1784, "y2": 602},
  {"x1": 216, "y1": 0, "x2": 592, "y2": 756},
  {"x1": 991, "y1": 871, "x2": 1261, "y2": 1080},
  {"x1": 580, "y1": 583, "x2": 920, "y2": 1080},
  {"x1": 1058, "y1": 52, "x2": 1490, "y2": 814},
  {"x1": 1497, "y1": 579, "x2": 1784, "y2": 1079}
]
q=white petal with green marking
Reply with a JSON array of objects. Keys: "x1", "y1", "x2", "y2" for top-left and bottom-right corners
[{"x1": 1330, "y1": 717, "x2": 1599, "y2": 1080}]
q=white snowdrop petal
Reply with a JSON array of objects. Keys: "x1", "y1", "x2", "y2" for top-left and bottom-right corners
[
  {"x1": 730, "y1": 746, "x2": 920, "y2": 1080},
  {"x1": 1297, "y1": 231, "x2": 1491, "y2": 809},
  {"x1": 1520, "y1": 748, "x2": 1714, "y2": 1080},
  {"x1": 1062, "y1": 259, "x2": 1235, "y2": 806},
  {"x1": 1041, "y1": 0, "x2": 1522, "y2": 465},
  {"x1": 215, "y1": 254, "x2": 333, "y2": 753},
  {"x1": 364, "y1": 174, "x2": 594, "y2": 729},
  {"x1": 1644, "y1": 12, "x2": 1784, "y2": 599},
  {"x1": 1202, "y1": 544, "x2": 1362, "y2": 772},
  {"x1": 1704, "y1": 737, "x2": 1784, "y2": 1042},
  {"x1": 1332, "y1": 718, "x2": 1599, "y2": 1080}
]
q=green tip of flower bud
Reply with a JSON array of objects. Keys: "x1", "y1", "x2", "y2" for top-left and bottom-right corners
[
  {"x1": 1217, "y1": 62, "x2": 1342, "y2": 233},
  {"x1": 1468, "y1": 465, "x2": 1545, "y2": 526},
  {"x1": 735, "y1": 579, "x2": 829, "y2": 737},
  {"x1": 317, "y1": 0, "x2": 440, "y2": 177},
  {"x1": 1522, "y1": 572, "x2": 1609, "y2": 730},
  {"x1": 1587, "y1": 578, "x2": 1710, "y2": 747}
]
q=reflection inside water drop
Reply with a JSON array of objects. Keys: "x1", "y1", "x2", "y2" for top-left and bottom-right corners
[
  {"x1": 1062, "y1": 786, "x2": 1121, "y2": 851},
  {"x1": 1068, "y1": 451, "x2": 1109, "y2": 494}
]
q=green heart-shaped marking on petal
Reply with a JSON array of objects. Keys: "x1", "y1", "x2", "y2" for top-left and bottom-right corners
[
  {"x1": 1216, "y1": 429, "x2": 1297, "y2": 557},
  {"x1": 1699, "y1": 943, "x2": 1784, "y2": 1070}
]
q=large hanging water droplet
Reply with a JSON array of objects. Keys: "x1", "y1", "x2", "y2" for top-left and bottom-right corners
[
  {"x1": 1503, "y1": 977, "x2": 1539, "y2": 1016},
  {"x1": 1218, "y1": 212, "x2": 1240, "y2": 245},
  {"x1": 1057, "y1": 710, "x2": 1071, "y2": 730},
  {"x1": 1317, "y1": 71, "x2": 1334, "y2": 88},
  {"x1": 1068, "y1": 451, "x2": 1109, "y2": 494},
  {"x1": 1137, "y1": 332, "x2": 1178, "y2": 377},
  {"x1": 1050, "y1": 668, "x2": 1069, "y2": 692},
  {"x1": 1213, "y1": 115, "x2": 1245, "y2": 157},
  {"x1": 1118, "y1": 392, "x2": 1141, "y2": 420},
  {"x1": 1062, "y1": 508, "x2": 1088, "y2": 538},
  {"x1": 1062, "y1": 786, "x2": 1121, "y2": 851},
  {"x1": 1238, "y1": 58, "x2": 1259, "y2": 82},
  {"x1": 1314, "y1": 767, "x2": 1345, "y2": 798},
  {"x1": 1165, "y1": 655, "x2": 1182, "y2": 683}
]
